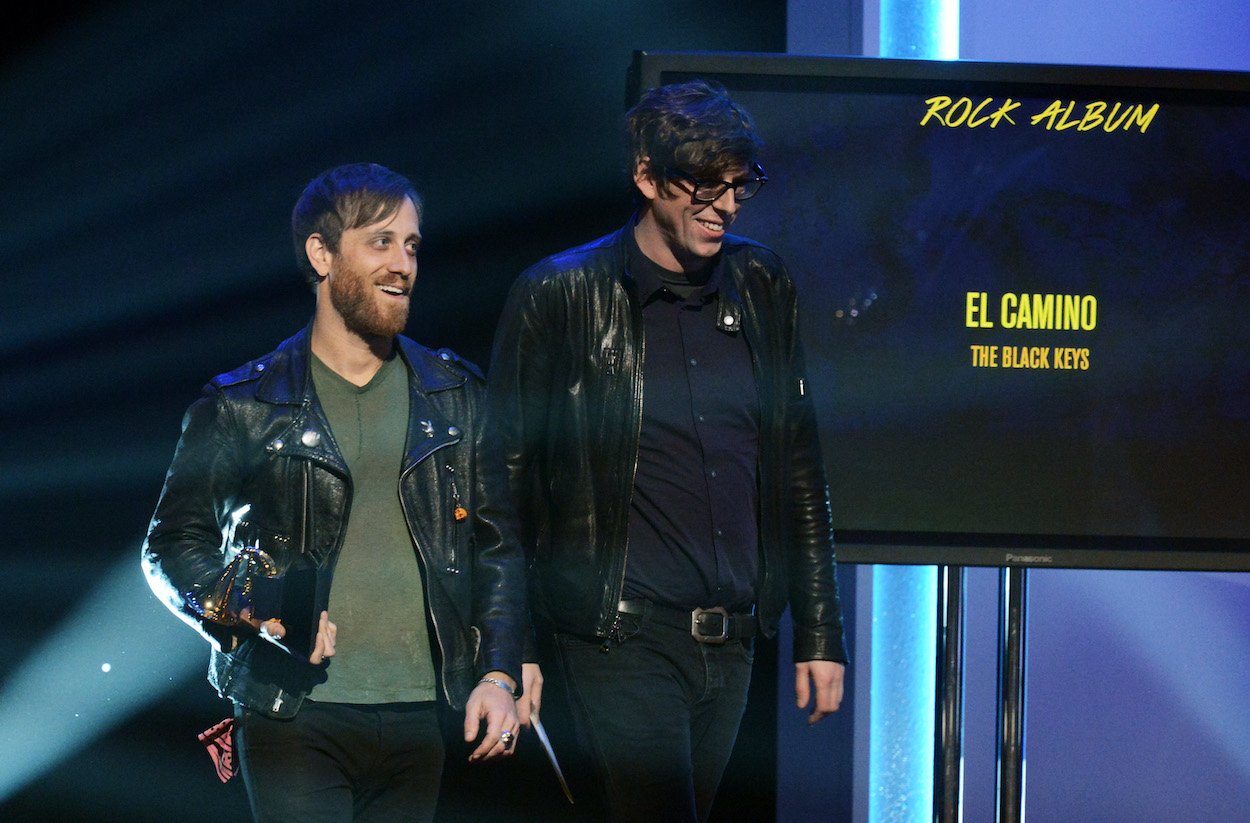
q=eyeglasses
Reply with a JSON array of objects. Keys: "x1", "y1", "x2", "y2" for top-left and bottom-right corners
[{"x1": 666, "y1": 163, "x2": 768, "y2": 203}]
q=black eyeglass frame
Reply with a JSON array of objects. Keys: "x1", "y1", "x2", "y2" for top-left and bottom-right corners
[{"x1": 664, "y1": 163, "x2": 769, "y2": 203}]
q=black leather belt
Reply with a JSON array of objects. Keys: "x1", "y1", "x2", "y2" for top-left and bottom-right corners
[{"x1": 617, "y1": 599, "x2": 757, "y2": 644}]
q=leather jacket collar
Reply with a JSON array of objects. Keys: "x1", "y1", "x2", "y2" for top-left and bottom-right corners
[{"x1": 252, "y1": 324, "x2": 464, "y2": 407}]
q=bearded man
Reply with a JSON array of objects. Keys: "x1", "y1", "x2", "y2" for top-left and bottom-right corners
[{"x1": 142, "y1": 162, "x2": 527, "y2": 822}]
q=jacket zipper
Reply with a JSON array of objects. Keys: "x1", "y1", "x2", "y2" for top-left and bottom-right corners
[
  {"x1": 608, "y1": 287, "x2": 647, "y2": 636},
  {"x1": 445, "y1": 463, "x2": 468, "y2": 572},
  {"x1": 398, "y1": 438, "x2": 460, "y2": 705},
  {"x1": 739, "y1": 292, "x2": 774, "y2": 619}
]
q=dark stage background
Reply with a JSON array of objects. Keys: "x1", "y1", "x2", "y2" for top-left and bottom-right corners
[{"x1": 0, "y1": 3, "x2": 797, "y2": 821}]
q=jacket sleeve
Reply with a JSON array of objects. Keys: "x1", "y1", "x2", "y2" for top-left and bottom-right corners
[
  {"x1": 778, "y1": 267, "x2": 850, "y2": 665},
  {"x1": 140, "y1": 385, "x2": 247, "y2": 651},
  {"x1": 483, "y1": 270, "x2": 561, "y2": 663},
  {"x1": 463, "y1": 373, "x2": 529, "y2": 691}
]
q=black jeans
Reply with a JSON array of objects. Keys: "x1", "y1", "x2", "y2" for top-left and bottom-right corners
[
  {"x1": 555, "y1": 607, "x2": 754, "y2": 823},
  {"x1": 235, "y1": 700, "x2": 445, "y2": 823}
]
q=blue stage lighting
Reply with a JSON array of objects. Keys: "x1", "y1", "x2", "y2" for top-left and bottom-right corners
[
  {"x1": 881, "y1": 0, "x2": 960, "y2": 60},
  {"x1": 0, "y1": 550, "x2": 204, "y2": 803},
  {"x1": 867, "y1": 1, "x2": 958, "y2": 819},
  {"x1": 869, "y1": 565, "x2": 938, "y2": 821}
]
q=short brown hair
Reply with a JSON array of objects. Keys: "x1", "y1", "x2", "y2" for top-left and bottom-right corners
[{"x1": 290, "y1": 163, "x2": 422, "y2": 290}]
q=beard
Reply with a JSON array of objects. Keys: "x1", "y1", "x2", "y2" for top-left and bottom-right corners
[{"x1": 328, "y1": 263, "x2": 409, "y2": 340}]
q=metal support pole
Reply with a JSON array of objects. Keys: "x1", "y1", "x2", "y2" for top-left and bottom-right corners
[
  {"x1": 934, "y1": 565, "x2": 966, "y2": 822},
  {"x1": 996, "y1": 566, "x2": 1028, "y2": 823}
]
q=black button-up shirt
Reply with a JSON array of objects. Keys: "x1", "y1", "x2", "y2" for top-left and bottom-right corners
[{"x1": 622, "y1": 228, "x2": 761, "y2": 611}]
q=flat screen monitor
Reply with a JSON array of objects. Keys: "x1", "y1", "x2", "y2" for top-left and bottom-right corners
[{"x1": 629, "y1": 51, "x2": 1250, "y2": 570}]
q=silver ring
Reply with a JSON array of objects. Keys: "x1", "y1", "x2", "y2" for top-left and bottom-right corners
[{"x1": 500, "y1": 730, "x2": 514, "y2": 746}]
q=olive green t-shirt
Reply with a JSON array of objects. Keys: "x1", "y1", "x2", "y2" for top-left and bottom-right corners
[{"x1": 308, "y1": 352, "x2": 437, "y2": 703}]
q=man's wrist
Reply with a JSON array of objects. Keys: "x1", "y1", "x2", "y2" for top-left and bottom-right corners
[{"x1": 478, "y1": 675, "x2": 516, "y2": 697}]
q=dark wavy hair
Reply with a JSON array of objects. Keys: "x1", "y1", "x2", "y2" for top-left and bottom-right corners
[
  {"x1": 290, "y1": 162, "x2": 422, "y2": 291},
  {"x1": 625, "y1": 79, "x2": 762, "y2": 191}
]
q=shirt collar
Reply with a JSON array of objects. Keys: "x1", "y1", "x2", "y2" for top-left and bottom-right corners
[{"x1": 626, "y1": 222, "x2": 722, "y2": 305}]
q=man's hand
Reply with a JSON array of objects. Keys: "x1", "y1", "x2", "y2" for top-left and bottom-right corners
[
  {"x1": 795, "y1": 660, "x2": 846, "y2": 725},
  {"x1": 464, "y1": 671, "x2": 520, "y2": 762},
  {"x1": 242, "y1": 609, "x2": 337, "y2": 665},
  {"x1": 517, "y1": 662, "x2": 544, "y2": 727},
  {"x1": 306, "y1": 611, "x2": 337, "y2": 665}
]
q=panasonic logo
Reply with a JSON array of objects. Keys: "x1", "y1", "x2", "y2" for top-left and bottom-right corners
[{"x1": 1004, "y1": 553, "x2": 1054, "y2": 564}]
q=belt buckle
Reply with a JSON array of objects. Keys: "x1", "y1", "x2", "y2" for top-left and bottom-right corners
[{"x1": 691, "y1": 606, "x2": 730, "y2": 644}]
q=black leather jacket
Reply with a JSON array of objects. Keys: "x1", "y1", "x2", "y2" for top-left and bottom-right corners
[
  {"x1": 142, "y1": 326, "x2": 525, "y2": 716},
  {"x1": 487, "y1": 224, "x2": 847, "y2": 663}
]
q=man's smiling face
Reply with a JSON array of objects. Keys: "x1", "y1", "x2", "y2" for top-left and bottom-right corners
[
  {"x1": 632, "y1": 159, "x2": 746, "y2": 274},
  {"x1": 324, "y1": 196, "x2": 421, "y2": 340}
]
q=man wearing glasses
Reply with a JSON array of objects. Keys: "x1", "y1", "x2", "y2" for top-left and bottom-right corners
[{"x1": 486, "y1": 80, "x2": 848, "y2": 822}]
